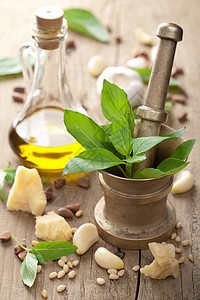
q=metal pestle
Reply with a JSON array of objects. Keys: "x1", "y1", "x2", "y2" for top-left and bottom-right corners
[{"x1": 134, "y1": 23, "x2": 183, "y2": 171}]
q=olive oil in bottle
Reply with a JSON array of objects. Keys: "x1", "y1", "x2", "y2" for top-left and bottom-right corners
[{"x1": 9, "y1": 6, "x2": 86, "y2": 177}]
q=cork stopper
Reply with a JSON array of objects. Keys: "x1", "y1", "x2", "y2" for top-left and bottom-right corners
[{"x1": 35, "y1": 6, "x2": 64, "y2": 31}]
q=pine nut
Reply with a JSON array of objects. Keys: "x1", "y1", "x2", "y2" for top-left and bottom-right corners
[
  {"x1": 188, "y1": 254, "x2": 194, "y2": 262},
  {"x1": 63, "y1": 264, "x2": 69, "y2": 274},
  {"x1": 49, "y1": 272, "x2": 57, "y2": 279},
  {"x1": 32, "y1": 240, "x2": 39, "y2": 246},
  {"x1": 61, "y1": 256, "x2": 68, "y2": 263},
  {"x1": 71, "y1": 227, "x2": 77, "y2": 234},
  {"x1": 41, "y1": 289, "x2": 48, "y2": 299},
  {"x1": 57, "y1": 270, "x2": 65, "y2": 278},
  {"x1": 170, "y1": 232, "x2": 177, "y2": 240},
  {"x1": 178, "y1": 257, "x2": 185, "y2": 264},
  {"x1": 57, "y1": 285, "x2": 66, "y2": 293},
  {"x1": 176, "y1": 222, "x2": 182, "y2": 229},
  {"x1": 72, "y1": 260, "x2": 79, "y2": 267},
  {"x1": 132, "y1": 265, "x2": 140, "y2": 272},
  {"x1": 109, "y1": 274, "x2": 119, "y2": 280},
  {"x1": 68, "y1": 270, "x2": 76, "y2": 279},
  {"x1": 37, "y1": 265, "x2": 42, "y2": 273},
  {"x1": 107, "y1": 269, "x2": 118, "y2": 275},
  {"x1": 175, "y1": 247, "x2": 182, "y2": 254},
  {"x1": 118, "y1": 269, "x2": 125, "y2": 277},
  {"x1": 75, "y1": 209, "x2": 83, "y2": 217},
  {"x1": 182, "y1": 240, "x2": 190, "y2": 247},
  {"x1": 58, "y1": 259, "x2": 65, "y2": 267},
  {"x1": 175, "y1": 236, "x2": 181, "y2": 243},
  {"x1": 97, "y1": 278, "x2": 105, "y2": 285},
  {"x1": 67, "y1": 261, "x2": 73, "y2": 269}
]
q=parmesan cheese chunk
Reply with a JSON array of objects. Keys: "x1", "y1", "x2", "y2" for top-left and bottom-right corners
[
  {"x1": 35, "y1": 211, "x2": 72, "y2": 241},
  {"x1": 140, "y1": 242, "x2": 179, "y2": 279},
  {"x1": 6, "y1": 166, "x2": 46, "y2": 216}
]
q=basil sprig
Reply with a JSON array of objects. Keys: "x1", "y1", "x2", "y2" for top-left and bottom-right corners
[
  {"x1": 0, "y1": 163, "x2": 16, "y2": 201},
  {"x1": 11, "y1": 232, "x2": 77, "y2": 287},
  {"x1": 63, "y1": 80, "x2": 196, "y2": 179}
]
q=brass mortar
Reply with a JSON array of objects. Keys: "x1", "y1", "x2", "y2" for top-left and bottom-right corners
[{"x1": 94, "y1": 123, "x2": 183, "y2": 250}]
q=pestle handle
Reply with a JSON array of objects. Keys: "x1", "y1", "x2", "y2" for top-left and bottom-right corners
[{"x1": 135, "y1": 23, "x2": 183, "y2": 170}]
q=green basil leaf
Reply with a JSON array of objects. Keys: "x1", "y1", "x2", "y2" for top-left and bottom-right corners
[
  {"x1": 63, "y1": 149, "x2": 125, "y2": 175},
  {"x1": 125, "y1": 153, "x2": 146, "y2": 163},
  {"x1": 171, "y1": 139, "x2": 197, "y2": 161},
  {"x1": 64, "y1": 110, "x2": 116, "y2": 153},
  {"x1": 31, "y1": 241, "x2": 77, "y2": 262},
  {"x1": 0, "y1": 56, "x2": 22, "y2": 77},
  {"x1": 164, "y1": 127, "x2": 185, "y2": 138},
  {"x1": 101, "y1": 123, "x2": 112, "y2": 136},
  {"x1": 165, "y1": 100, "x2": 174, "y2": 111},
  {"x1": 101, "y1": 80, "x2": 135, "y2": 132},
  {"x1": 157, "y1": 158, "x2": 189, "y2": 175},
  {"x1": 0, "y1": 170, "x2": 7, "y2": 201},
  {"x1": 5, "y1": 169, "x2": 16, "y2": 184},
  {"x1": 111, "y1": 121, "x2": 132, "y2": 156},
  {"x1": 64, "y1": 9, "x2": 110, "y2": 42},
  {"x1": 133, "y1": 168, "x2": 165, "y2": 179},
  {"x1": 20, "y1": 252, "x2": 38, "y2": 287}
]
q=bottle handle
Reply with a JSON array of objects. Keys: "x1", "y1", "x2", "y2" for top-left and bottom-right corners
[{"x1": 19, "y1": 42, "x2": 35, "y2": 93}]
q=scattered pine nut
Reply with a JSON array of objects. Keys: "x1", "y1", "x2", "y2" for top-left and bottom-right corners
[
  {"x1": 63, "y1": 264, "x2": 69, "y2": 274},
  {"x1": 170, "y1": 232, "x2": 177, "y2": 240},
  {"x1": 32, "y1": 240, "x2": 39, "y2": 246},
  {"x1": 178, "y1": 257, "x2": 185, "y2": 264},
  {"x1": 67, "y1": 261, "x2": 73, "y2": 269},
  {"x1": 109, "y1": 274, "x2": 119, "y2": 280},
  {"x1": 175, "y1": 236, "x2": 181, "y2": 243},
  {"x1": 37, "y1": 265, "x2": 42, "y2": 273},
  {"x1": 107, "y1": 269, "x2": 118, "y2": 275},
  {"x1": 97, "y1": 278, "x2": 105, "y2": 285},
  {"x1": 182, "y1": 240, "x2": 190, "y2": 247},
  {"x1": 57, "y1": 285, "x2": 66, "y2": 293},
  {"x1": 132, "y1": 265, "x2": 140, "y2": 272},
  {"x1": 72, "y1": 260, "x2": 79, "y2": 267},
  {"x1": 57, "y1": 270, "x2": 65, "y2": 279},
  {"x1": 75, "y1": 210, "x2": 83, "y2": 217},
  {"x1": 68, "y1": 270, "x2": 76, "y2": 279},
  {"x1": 49, "y1": 272, "x2": 57, "y2": 279},
  {"x1": 118, "y1": 269, "x2": 125, "y2": 277},
  {"x1": 58, "y1": 259, "x2": 65, "y2": 267},
  {"x1": 61, "y1": 256, "x2": 68, "y2": 263},
  {"x1": 71, "y1": 228, "x2": 77, "y2": 234},
  {"x1": 188, "y1": 254, "x2": 194, "y2": 262},
  {"x1": 41, "y1": 289, "x2": 48, "y2": 299},
  {"x1": 175, "y1": 247, "x2": 182, "y2": 254},
  {"x1": 176, "y1": 222, "x2": 182, "y2": 229}
]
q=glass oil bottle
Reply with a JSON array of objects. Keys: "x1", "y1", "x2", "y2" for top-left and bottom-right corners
[{"x1": 9, "y1": 6, "x2": 86, "y2": 178}]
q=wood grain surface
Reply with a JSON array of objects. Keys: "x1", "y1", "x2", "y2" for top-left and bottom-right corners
[{"x1": 0, "y1": 0, "x2": 200, "y2": 299}]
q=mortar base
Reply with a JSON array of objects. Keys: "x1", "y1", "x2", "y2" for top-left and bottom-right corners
[{"x1": 94, "y1": 197, "x2": 176, "y2": 250}]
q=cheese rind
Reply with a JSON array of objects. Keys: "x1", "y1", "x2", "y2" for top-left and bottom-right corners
[
  {"x1": 35, "y1": 211, "x2": 72, "y2": 241},
  {"x1": 6, "y1": 166, "x2": 46, "y2": 216},
  {"x1": 140, "y1": 242, "x2": 179, "y2": 279}
]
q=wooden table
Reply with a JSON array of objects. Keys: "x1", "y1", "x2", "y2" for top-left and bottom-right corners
[{"x1": 0, "y1": 0, "x2": 200, "y2": 299}]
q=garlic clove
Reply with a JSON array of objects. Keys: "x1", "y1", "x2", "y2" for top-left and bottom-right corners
[
  {"x1": 96, "y1": 66, "x2": 144, "y2": 107},
  {"x1": 94, "y1": 247, "x2": 124, "y2": 270},
  {"x1": 171, "y1": 170, "x2": 194, "y2": 194},
  {"x1": 73, "y1": 223, "x2": 99, "y2": 255},
  {"x1": 127, "y1": 57, "x2": 149, "y2": 69},
  {"x1": 135, "y1": 27, "x2": 153, "y2": 46},
  {"x1": 88, "y1": 55, "x2": 107, "y2": 77}
]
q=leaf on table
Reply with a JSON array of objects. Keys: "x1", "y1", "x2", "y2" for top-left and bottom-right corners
[
  {"x1": 0, "y1": 170, "x2": 7, "y2": 201},
  {"x1": 133, "y1": 168, "x2": 165, "y2": 179},
  {"x1": 63, "y1": 148, "x2": 124, "y2": 175},
  {"x1": 0, "y1": 55, "x2": 34, "y2": 78},
  {"x1": 170, "y1": 139, "x2": 197, "y2": 161},
  {"x1": 111, "y1": 121, "x2": 132, "y2": 156},
  {"x1": 31, "y1": 241, "x2": 77, "y2": 262},
  {"x1": 64, "y1": 8, "x2": 110, "y2": 42},
  {"x1": 20, "y1": 252, "x2": 38, "y2": 287},
  {"x1": 157, "y1": 158, "x2": 189, "y2": 175},
  {"x1": 101, "y1": 80, "x2": 135, "y2": 132},
  {"x1": 64, "y1": 110, "x2": 116, "y2": 154}
]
